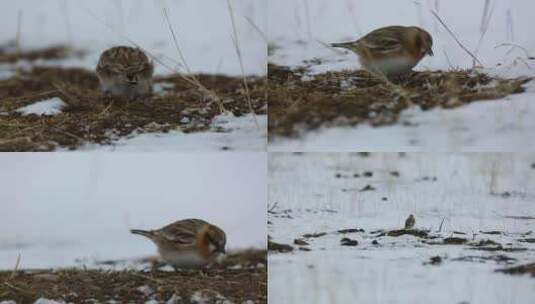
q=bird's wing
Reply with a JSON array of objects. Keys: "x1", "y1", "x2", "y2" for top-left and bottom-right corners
[
  {"x1": 158, "y1": 219, "x2": 209, "y2": 245},
  {"x1": 358, "y1": 26, "x2": 405, "y2": 53}
]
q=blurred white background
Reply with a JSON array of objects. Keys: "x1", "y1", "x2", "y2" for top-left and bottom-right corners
[
  {"x1": 0, "y1": 152, "x2": 267, "y2": 269},
  {"x1": 0, "y1": 0, "x2": 266, "y2": 76}
]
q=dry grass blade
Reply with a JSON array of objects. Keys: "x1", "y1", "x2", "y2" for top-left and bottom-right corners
[
  {"x1": 160, "y1": 7, "x2": 226, "y2": 113},
  {"x1": 9, "y1": 253, "x2": 21, "y2": 280},
  {"x1": 226, "y1": 0, "x2": 258, "y2": 128},
  {"x1": 473, "y1": 0, "x2": 495, "y2": 67},
  {"x1": 431, "y1": 10, "x2": 483, "y2": 66},
  {"x1": 162, "y1": 7, "x2": 191, "y2": 74},
  {"x1": 495, "y1": 43, "x2": 533, "y2": 59},
  {"x1": 15, "y1": 10, "x2": 22, "y2": 54},
  {"x1": 244, "y1": 16, "x2": 267, "y2": 44}
]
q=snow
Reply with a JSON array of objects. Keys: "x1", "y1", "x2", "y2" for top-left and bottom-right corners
[
  {"x1": 81, "y1": 114, "x2": 267, "y2": 152},
  {"x1": 268, "y1": 0, "x2": 535, "y2": 151},
  {"x1": 33, "y1": 299, "x2": 69, "y2": 304},
  {"x1": 16, "y1": 97, "x2": 66, "y2": 116},
  {"x1": 0, "y1": 153, "x2": 267, "y2": 269},
  {"x1": 268, "y1": 153, "x2": 535, "y2": 304},
  {"x1": 166, "y1": 294, "x2": 182, "y2": 304},
  {"x1": 190, "y1": 290, "x2": 234, "y2": 304},
  {"x1": 137, "y1": 285, "x2": 154, "y2": 297},
  {"x1": 269, "y1": 80, "x2": 535, "y2": 152}
]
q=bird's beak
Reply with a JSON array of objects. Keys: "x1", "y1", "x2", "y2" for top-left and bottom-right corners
[
  {"x1": 218, "y1": 247, "x2": 226, "y2": 254},
  {"x1": 427, "y1": 48, "x2": 434, "y2": 56}
]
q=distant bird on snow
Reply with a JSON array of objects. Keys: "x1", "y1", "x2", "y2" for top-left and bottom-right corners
[{"x1": 404, "y1": 214, "x2": 415, "y2": 229}]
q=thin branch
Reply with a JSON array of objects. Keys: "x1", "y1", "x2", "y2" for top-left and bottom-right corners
[
  {"x1": 160, "y1": 7, "x2": 225, "y2": 112},
  {"x1": 162, "y1": 7, "x2": 191, "y2": 74},
  {"x1": 431, "y1": 10, "x2": 483, "y2": 66}
]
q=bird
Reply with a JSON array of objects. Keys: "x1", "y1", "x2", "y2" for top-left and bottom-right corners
[
  {"x1": 131, "y1": 218, "x2": 226, "y2": 269},
  {"x1": 96, "y1": 46, "x2": 154, "y2": 100},
  {"x1": 330, "y1": 26, "x2": 434, "y2": 78},
  {"x1": 405, "y1": 214, "x2": 416, "y2": 229}
]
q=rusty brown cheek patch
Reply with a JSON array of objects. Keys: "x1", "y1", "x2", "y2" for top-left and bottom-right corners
[{"x1": 268, "y1": 63, "x2": 531, "y2": 139}]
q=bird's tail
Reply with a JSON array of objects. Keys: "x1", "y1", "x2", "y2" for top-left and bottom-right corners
[{"x1": 130, "y1": 229, "x2": 154, "y2": 238}]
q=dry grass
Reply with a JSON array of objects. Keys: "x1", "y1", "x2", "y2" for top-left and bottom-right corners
[
  {"x1": 0, "y1": 46, "x2": 266, "y2": 151},
  {"x1": 0, "y1": 249, "x2": 267, "y2": 303},
  {"x1": 268, "y1": 63, "x2": 531, "y2": 138},
  {"x1": 0, "y1": 45, "x2": 83, "y2": 63}
]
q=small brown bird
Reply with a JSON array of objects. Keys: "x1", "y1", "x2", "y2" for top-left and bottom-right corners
[
  {"x1": 131, "y1": 218, "x2": 226, "y2": 268},
  {"x1": 331, "y1": 26, "x2": 434, "y2": 77},
  {"x1": 405, "y1": 214, "x2": 416, "y2": 229},
  {"x1": 96, "y1": 46, "x2": 154, "y2": 100}
]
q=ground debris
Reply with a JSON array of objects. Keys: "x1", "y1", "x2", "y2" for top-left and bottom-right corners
[
  {"x1": 268, "y1": 241, "x2": 294, "y2": 253},
  {"x1": 453, "y1": 254, "x2": 517, "y2": 265},
  {"x1": 268, "y1": 63, "x2": 531, "y2": 138},
  {"x1": 337, "y1": 228, "x2": 365, "y2": 234},
  {"x1": 340, "y1": 238, "x2": 359, "y2": 246},
  {"x1": 302, "y1": 232, "x2": 328, "y2": 239},
  {"x1": 0, "y1": 264, "x2": 266, "y2": 303},
  {"x1": 0, "y1": 44, "x2": 83, "y2": 63},
  {"x1": 424, "y1": 256, "x2": 443, "y2": 265},
  {"x1": 293, "y1": 238, "x2": 309, "y2": 246},
  {"x1": 443, "y1": 237, "x2": 468, "y2": 244},
  {"x1": 496, "y1": 263, "x2": 535, "y2": 277},
  {"x1": 376, "y1": 229, "x2": 429, "y2": 238}
]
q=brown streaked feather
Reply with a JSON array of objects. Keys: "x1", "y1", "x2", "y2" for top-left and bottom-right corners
[
  {"x1": 96, "y1": 46, "x2": 153, "y2": 77},
  {"x1": 155, "y1": 219, "x2": 210, "y2": 245}
]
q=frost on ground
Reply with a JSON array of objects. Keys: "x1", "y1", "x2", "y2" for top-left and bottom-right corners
[
  {"x1": 268, "y1": 153, "x2": 535, "y2": 304},
  {"x1": 0, "y1": 0, "x2": 266, "y2": 151},
  {"x1": 268, "y1": 0, "x2": 535, "y2": 151}
]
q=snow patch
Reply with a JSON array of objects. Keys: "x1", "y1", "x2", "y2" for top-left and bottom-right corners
[
  {"x1": 16, "y1": 97, "x2": 66, "y2": 116},
  {"x1": 190, "y1": 290, "x2": 234, "y2": 304},
  {"x1": 81, "y1": 114, "x2": 267, "y2": 151},
  {"x1": 33, "y1": 299, "x2": 70, "y2": 304}
]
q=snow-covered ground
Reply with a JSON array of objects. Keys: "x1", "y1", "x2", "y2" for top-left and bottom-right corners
[
  {"x1": 0, "y1": 0, "x2": 267, "y2": 151},
  {"x1": 80, "y1": 113, "x2": 267, "y2": 152},
  {"x1": 268, "y1": 0, "x2": 535, "y2": 151},
  {"x1": 269, "y1": 153, "x2": 535, "y2": 304},
  {"x1": 0, "y1": 153, "x2": 267, "y2": 269}
]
